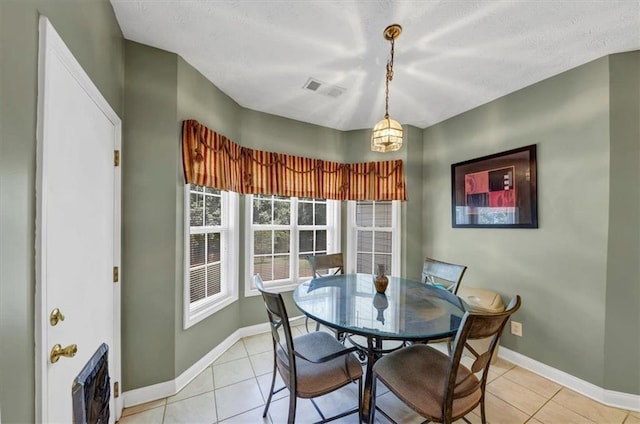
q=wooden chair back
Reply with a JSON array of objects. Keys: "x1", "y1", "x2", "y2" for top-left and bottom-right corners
[
  {"x1": 253, "y1": 274, "x2": 297, "y2": 378},
  {"x1": 443, "y1": 295, "x2": 522, "y2": 420},
  {"x1": 421, "y1": 257, "x2": 467, "y2": 294},
  {"x1": 307, "y1": 253, "x2": 344, "y2": 278}
]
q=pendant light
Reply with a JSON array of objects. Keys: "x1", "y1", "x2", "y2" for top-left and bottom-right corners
[{"x1": 371, "y1": 24, "x2": 403, "y2": 152}]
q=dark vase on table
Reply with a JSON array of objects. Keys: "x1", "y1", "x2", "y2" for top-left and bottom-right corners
[{"x1": 374, "y1": 264, "x2": 388, "y2": 293}]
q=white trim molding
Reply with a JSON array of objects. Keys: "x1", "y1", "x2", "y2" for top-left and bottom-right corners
[{"x1": 499, "y1": 347, "x2": 640, "y2": 412}]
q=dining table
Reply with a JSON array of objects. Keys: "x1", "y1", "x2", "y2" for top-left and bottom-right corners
[{"x1": 293, "y1": 273, "x2": 467, "y2": 423}]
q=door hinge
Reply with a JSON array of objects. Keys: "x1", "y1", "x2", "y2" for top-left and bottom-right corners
[
  {"x1": 114, "y1": 381, "x2": 120, "y2": 398},
  {"x1": 113, "y1": 266, "x2": 119, "y2": 283},
  {"x1": 114, "y1": 150, "x2": 120, "y2": 167}
]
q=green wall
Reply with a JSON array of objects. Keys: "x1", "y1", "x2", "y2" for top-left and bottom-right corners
[
  {"x1": 422, "y1": 53, "x2": 639, "y2": 393},
  {"x1": 604, "y1": 51, "x2": 640, "y2": 393},
  {"x1": 0, "y1": 1, "x2": 124, "y2": 422},
  {"x1": 174, "y1": 56, "x2": 243, "y2": 375},
  {"x1": 122, "y1": 41, "x2": 178, "y2": 389}
]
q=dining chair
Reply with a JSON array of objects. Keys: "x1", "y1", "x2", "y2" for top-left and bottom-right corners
[
  {"x1": 254, "y1": 274, "x2": 363, "y2": 424},
  {"x1": 369, "y1": 295, "x2": 522, "y2": 424},
  {"x1": 415, "y1": 257, "x2": 468, "y2": 350},
  {"x1": 421, "y1": 257, "x2": 467, "y2": 295},
  {"x1": 305, "y1": 253, "x2": 346, "y2": 338},
  {"x1": 307, "y1": 253, "x2": 344, "y2": 278}
]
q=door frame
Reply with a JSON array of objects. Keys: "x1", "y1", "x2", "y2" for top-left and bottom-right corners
[{"x1": 34, "y1": 16, "x2": 122, "y2": 422}]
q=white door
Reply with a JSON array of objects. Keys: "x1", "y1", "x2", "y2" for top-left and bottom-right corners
[{"x1": 35, "y1": 17, "x2": 122, "y2": 423}]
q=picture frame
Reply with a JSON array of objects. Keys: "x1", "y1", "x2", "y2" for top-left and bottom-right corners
[{"x1": 451, "y1": 145, "x2": 538, "y2": 228}]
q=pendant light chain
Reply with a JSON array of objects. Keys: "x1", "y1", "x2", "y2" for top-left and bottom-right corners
[{"x1": 384, "y1": 37, "x2": 395, "y2": 120}]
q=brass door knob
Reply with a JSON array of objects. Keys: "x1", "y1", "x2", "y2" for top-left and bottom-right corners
[
  {"x1": 50, "y1": 343, "x2": 78, "y2": 363},
  {"x1": 50, "y1": 308, "x2": 65, "y2": 326}
]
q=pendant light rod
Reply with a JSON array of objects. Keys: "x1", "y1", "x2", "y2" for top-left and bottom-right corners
[{"x1": 372, "y1": 24, "x2": 403, "y2": 153}]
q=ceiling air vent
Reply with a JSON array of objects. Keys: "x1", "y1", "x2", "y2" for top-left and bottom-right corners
[
  {"x1": 304, "y1": 78, "x2": 322, "y2": 91},
  {"x1": 303, "y1": 77, "x2": 346, "y2": 98},
  {"x1": 326, "y1": 86, "x2": 346, "y2": 98}
]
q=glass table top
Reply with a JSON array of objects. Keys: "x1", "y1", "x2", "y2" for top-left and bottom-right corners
[{"x1": 293, "y1": 273, "x2": 467, "y2": 341}]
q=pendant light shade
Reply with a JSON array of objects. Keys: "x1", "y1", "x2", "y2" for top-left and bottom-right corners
[
  {"x1": 371, "y1": 117, "x2": 403, "y2": 152},
  {"x1": 371, "y1": 24, "x2": 403, "y2": 153}
]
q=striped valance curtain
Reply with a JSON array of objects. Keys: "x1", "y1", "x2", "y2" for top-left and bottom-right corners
[{"x1": 181, "y1": 119, "x2": 407, "y2": 201}]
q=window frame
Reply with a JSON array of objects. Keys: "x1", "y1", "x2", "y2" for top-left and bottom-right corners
[
  {"x1": 183, "y1": 185, "x2": 239, "y2": 329},
  {"x1": 346, "y1": 200, "x2": 401, "y2": 276},
  {"x1": 245, "y1": 195, "x2": 340, "y2": 297}
]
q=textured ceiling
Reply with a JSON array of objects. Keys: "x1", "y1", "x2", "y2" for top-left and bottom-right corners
[{"x1": 111, "y1": 0, "x2": 640, "y2": 131}]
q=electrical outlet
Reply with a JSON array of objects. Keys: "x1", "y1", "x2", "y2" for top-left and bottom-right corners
[{"x1": 511, "y1": 321, "x2": 523, "y2": 337}]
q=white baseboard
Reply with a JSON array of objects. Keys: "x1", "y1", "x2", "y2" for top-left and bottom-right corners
[
  {"x1": 499, "y1": 347, "x2": 640, "y2": 412},
  {"x1": 122, "y1": 318, "x2": 299, "y2": 407}
]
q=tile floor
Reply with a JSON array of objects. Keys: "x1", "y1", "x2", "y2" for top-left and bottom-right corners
[{"x1": 119, "y1": 323, "x2": 639, "y2": 424}]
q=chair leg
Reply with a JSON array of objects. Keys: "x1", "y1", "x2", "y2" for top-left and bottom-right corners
[
  {"x1": 262, "y1": 361, "x2": 277, "y2": 418},
  {"x1": 287, "y1": 392, "x2": 297, "y2": 424},
  {"x1": 368, "y1": 375, "x2": 377, "y2": 424},
  {"x1": 480, "y1": 394, "x2": 487, "y2": 424},
  {"x1": 358, "y1": 377, "x2": 363, "y2": 424}
]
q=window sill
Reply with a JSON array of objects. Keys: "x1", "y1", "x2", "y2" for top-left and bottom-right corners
[{"x1": 184, "y1": 295, "x2": 238, "y2": 329}]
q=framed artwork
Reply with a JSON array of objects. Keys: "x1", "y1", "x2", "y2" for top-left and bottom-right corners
[{"x1": 451, "y1": 145, "x2": 538, "y2": 228}]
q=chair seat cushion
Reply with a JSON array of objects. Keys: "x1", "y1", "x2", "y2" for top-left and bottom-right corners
[
  {"x1": 276, "y1": 331, "x2": 362, "y2": 398},
  {"x1": 373, "y1": 344, "x2": 481, "y2": 421}
]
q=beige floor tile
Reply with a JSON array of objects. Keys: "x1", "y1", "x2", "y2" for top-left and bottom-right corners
[
  {"x1": 267, "y1": 396, "x2": 322, "y2": 423},
  {"x1": 218, "y1": 405, "x2": 271, "y2": 423},
  {"x1": 117, "y1": 406, "x2": 165, "y2": 424},
  {"x1": 553, "y1": 388, "x2": 628, "y2": 423},
  {"x1": 487, "y1": 376, "x2": 547, "y2": 415},
  {"x1": 474, "y1": 392, "x2": 529, "y2": 424},
  {"x1": 631, "y1": 411, "x2": 640, "y2": 418},
  {"x1": 243, "y1": 332, "x2": 273, "y2": 355},
  {"x1": 167, "y1": 367, "x2": 214, "y2": 404},
  {"x1": 372, "y1": 391, "x2": 425, "y2": 424},
  {"x1": 213, "y1": 340, "x2": 248, "y2": 365},
  {"x1": 213, "y1": 356, "x2": 255, "y2": 388},
  {"x1": 625, "y1": 414, "x2": 640, "y2": 424},
  {"x1": 163, "y1": 391, "x2": 216, "y2": 424},
  {"x1": 527, "y1": 418, "x2": 545, "y2": 424},
  {"x1": 454, "y1": 412, "x2": 482, "y2": 423},
  {"x1": 489, "y1": 357, "x2": 516, "y2": 376},
  {"x1": 373, "y1": 377, "x2": 397, "y2": 397},
  {"x1": 311, "y1": 384, "x2": 361, "y2": 419},
  {"x1": 502, "y1": 366, "x2": 562, "y2": 399},
  {"x1": 534, "y1": 400, "x2": 597, "y2": 424},
  {"x1": 329, "y1": 413, "x2": 366, "y2": 423},
  {"x1": 250, "y1": 350, "x2": 274, "y2": 376},
  {"x1": 215, "y1": 378, "x2": 265, "y2": 421},
  {"x1": 486, "y1": 369, "x2": 503, "y2": 384},
  {"x1": 122, "y1": 399, "x2": 166, "y2": 417},
  {"x1": 257, "y1": 372, "x2": 288, "y2": 403}
]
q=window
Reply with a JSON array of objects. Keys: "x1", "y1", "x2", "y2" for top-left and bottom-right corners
[
  {"x1": 246, "y1": 195, "x2": 340, "y2": 295},
  {"x1": 347, "y1": 200, "x2": 401, "y2": 276},
  {"x1": 184, "y1": 184, "x2": 238, "y2": 328}
]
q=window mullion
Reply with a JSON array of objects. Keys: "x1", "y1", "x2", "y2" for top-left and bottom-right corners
[{"x1": 291, "y1": 197, "x2": 298, "y2": 280}]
